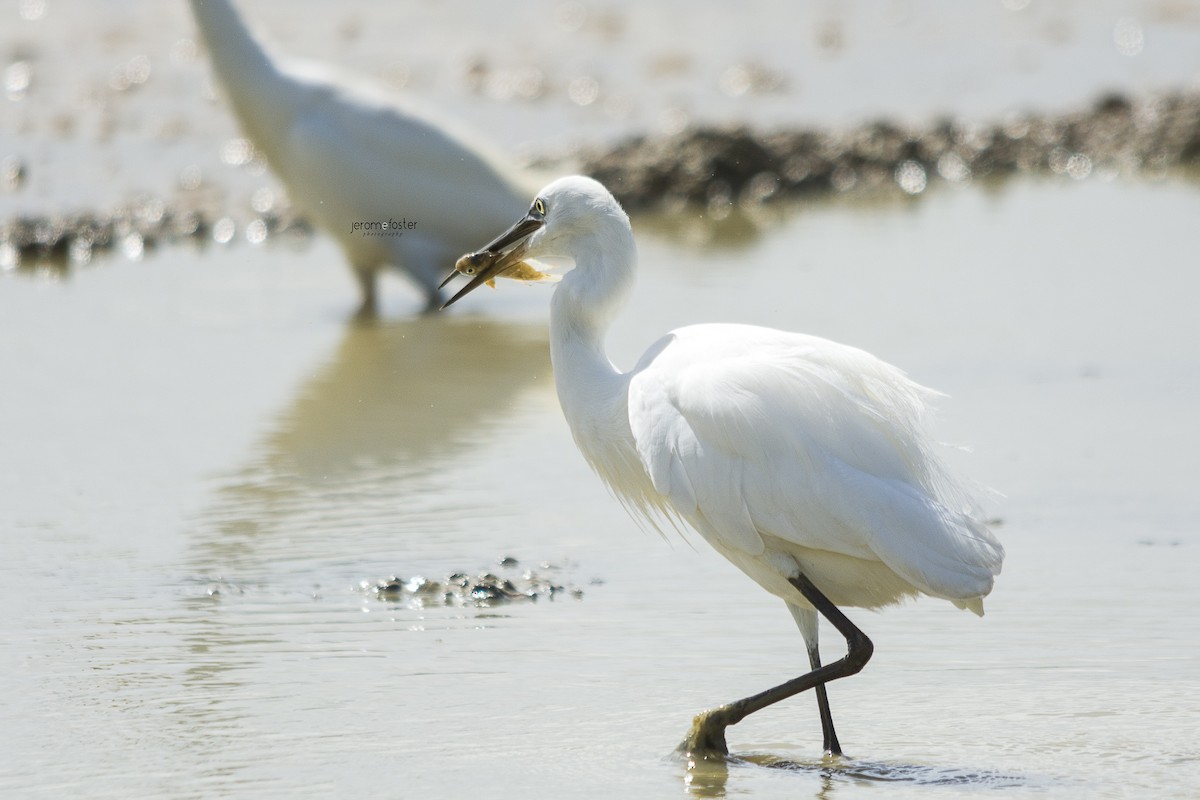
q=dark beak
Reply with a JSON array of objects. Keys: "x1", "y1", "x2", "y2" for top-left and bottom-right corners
[{"x1": 439, "y1": 212, "x2": 546, "y2": 309}]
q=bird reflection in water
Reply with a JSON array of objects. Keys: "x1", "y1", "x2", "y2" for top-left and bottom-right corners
[{"x1": 191, "y1": 318, "x2": 550, "y2": 575}]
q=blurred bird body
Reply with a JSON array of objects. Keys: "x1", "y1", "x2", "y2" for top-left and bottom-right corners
[{"x1": 189, "y1": 0, "x2": 534, "y2": 313}]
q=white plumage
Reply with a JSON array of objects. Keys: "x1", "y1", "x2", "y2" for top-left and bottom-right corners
[
  {"x1": 189, "y1": 0, "x2": 534, "y2": 314},
  {"x1": 441, "y1": 175, "x2": 1004, "y2": 757},
  {"x1": 626, "y1": 323, "x2": 1002, "y2": 614}
]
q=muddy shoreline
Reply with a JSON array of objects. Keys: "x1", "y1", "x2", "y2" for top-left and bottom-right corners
[
  {"x1": 4, "y1": 89, "x2": 1199, "y2": 271},
  {"x1": 581, "y1": 90, "x2": 1200, "y2": 210}
]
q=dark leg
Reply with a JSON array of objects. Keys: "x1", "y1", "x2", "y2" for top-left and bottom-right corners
[
  {"x1": 789, "y1": 603, "x2": 843, "y2": 755},
  {"x1": 352, "y1": 264, "x2": 379, "y2": 321},
  {"x1": 809, "y1": 644, "x2": 843, "y2": 756},
  {"x1": 676, "y1": 573, "x2": 873, "y2": 759}
]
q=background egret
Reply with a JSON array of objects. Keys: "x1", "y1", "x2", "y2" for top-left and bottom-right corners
[
  {"x1": 442, "y1": 176, "x2": 1005, "y2": 758},
  {"x1": 189, "y1": 0, "x2": 536, "y2": 314}
]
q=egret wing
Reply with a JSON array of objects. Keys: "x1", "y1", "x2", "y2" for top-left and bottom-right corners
[
  {"x1": 628, "y1": 324, "x2": 1003, "y2": 601},
  {"x1": 628, "y1": 334, "x2": 765, "y2": 555}
]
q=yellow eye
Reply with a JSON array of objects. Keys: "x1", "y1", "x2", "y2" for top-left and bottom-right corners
[{"x1": 534, "y1": 198, "x2": 546, "y2": 215}]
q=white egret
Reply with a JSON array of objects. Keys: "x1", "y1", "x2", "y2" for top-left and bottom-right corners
[
  {"x1": 440, "y1": 176, "x2": 1004, "y2": 759},
  {"x1": 189, "y1": 0, "x2": 535, "y2": 314}
]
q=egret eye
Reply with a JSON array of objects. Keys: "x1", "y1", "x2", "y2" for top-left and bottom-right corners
[
  {"x1": 534, "y1": 198, "x2": 546, "y2": 216},
  {"x1": 463, "y1": 265, "x2": 476, "y2": 275}
]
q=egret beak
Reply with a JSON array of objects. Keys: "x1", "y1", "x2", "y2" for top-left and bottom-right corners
[{"x1": 439, "y1": 211, "x2": 546, "y2": 309}]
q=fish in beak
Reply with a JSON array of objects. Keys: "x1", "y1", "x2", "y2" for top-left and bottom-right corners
[{"x1": 439, "y1": 205, "x2": 547, "y2": 309}]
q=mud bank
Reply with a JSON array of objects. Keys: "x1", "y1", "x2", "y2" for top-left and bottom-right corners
[
  {"x1": 581, "y1": 90, "x2": 1200, "y2": 210},
  {"x1": 0, "y1": 199, "x2": 312, "y2": 272},
  {"x1": 4, "y1": 89, "x2": 1199, "y2": 270}
]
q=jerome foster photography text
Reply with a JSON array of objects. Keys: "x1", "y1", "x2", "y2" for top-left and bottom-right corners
[{"x1": 350, "y1": 217, "x2": 418, "y2": 237}]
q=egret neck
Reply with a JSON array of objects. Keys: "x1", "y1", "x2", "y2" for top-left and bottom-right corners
[
  {"x1": 189, "y1": 0, "x2": 297, "y2": 163},
  {"x1": 547, "y1": 219, "x2": 646, "y2": 504}
]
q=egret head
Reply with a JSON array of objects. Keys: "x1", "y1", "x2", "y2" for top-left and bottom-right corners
[{"x1": 439, "y1": 176, "x2": 626, "y2": 308}]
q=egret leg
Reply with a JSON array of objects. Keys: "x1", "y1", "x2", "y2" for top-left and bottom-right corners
[
  {"x1": 788, "y1": 604, "x2": 843, "y2": 755},
  {"x1": 351, "y1": 264, "x2": 379, "y2": 320},
  {"x1": 810, "y1": 651, "x2": 842, "y2": 756},
  {"x1": 420, "y1": 289, "x2": 446, "y2": 315},
  {"x1": 392, "y1": 236, "x2": 451, "y2": 314},
  {"x1": 676, "y1": 573, "x2": 872, "y2": 760}
]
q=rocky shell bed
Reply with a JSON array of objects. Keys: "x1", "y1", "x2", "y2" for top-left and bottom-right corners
[
  {"x1": 194, "y1": 559, "x2": 592, "y2": 610},
  {"x1": 4, "y1": 89, "x2": 1200, "y2": 271},
  {"x1": 363, "y1": 563, "x2": 589, "y2": 609}
]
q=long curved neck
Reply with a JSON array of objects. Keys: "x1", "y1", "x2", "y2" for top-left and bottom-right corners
[
  {"x1": 549, "y1": 224, "x2": 637, "y2": 468},
  {"x1": 549, "y1": 227, "x2": 635, "y2": 386},
  {"x1": 189, "y1": 0, "x2": 296, "y2": 154}
]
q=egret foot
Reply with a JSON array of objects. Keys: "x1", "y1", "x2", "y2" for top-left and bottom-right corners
[
  {"x1": 675, "y1": 705, "x2": 740, "y2": 760},
  {"x1": 674, "y1": 573, "x2": 872, "y2": 759}
]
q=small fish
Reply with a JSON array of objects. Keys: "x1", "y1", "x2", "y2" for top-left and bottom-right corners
[
  {"x1": 500, "y1": 260, "x2": 554, "y2": 283},
  {"x1": 453, "y1": 251, "x2": 554, "y2": 288},
  {"x1": 453, "y1": 250, "x2": 491, "y2": 278}
]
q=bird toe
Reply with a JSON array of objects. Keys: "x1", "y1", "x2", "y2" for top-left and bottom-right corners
[{"x1": 674, "y1": 706, "x2": 736, "y2": 761}]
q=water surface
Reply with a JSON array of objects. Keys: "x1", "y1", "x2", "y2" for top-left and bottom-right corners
[
  {"x1": 3, "y1": 178, "x2": 1199, "y2": 798},
  {"x1": 3, "y1": 1, "x2": 1200, "y2": 797}
]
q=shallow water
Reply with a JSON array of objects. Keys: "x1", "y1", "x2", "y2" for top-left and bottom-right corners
[
  {"x1": 4, "y1": 2, "x2": 1200, "y2": 798},
  {"x1": 3, "y1": 177, "x2": 1199, "y2": 798}
]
